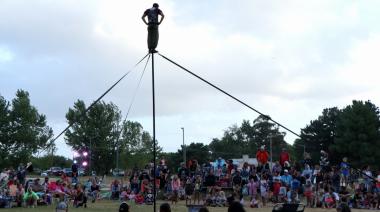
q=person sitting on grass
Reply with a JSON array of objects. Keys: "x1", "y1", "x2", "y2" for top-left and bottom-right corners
[
  {"x1": 144, "y1": 188, "x2": 154, "y2": 205},
  {"x1": 90, "y1": 178, "x2": 100, "y2": 203},
  {"x1": 23, "y1": 187, "x2": 38, "y2": 208},
  {"x1": 73, "y1": 184, "x2": 87, "y2": 208},
  {"x1": 135, "y1": 192, "x2": 144, "y2": 204},
  {"x1": 215, "y1": 190, "x2": 226, "y2": 206},
  {"x1": 56, "y1": 196, "x2": 68, "y2": 212},
  {"x1": 111, "y1": 179, "x2": 121, "y2": 200}
]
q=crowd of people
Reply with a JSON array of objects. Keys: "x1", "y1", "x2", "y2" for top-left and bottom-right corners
[
  {"x1": 146, "y1": 146, "x2": 378, "y2": 210},
  {"x1": 0, "y1": 146, "x2": 377, "y2": 212},
  {"x1": 0, "y1": 163, "x2": 105, "y2": 209}
]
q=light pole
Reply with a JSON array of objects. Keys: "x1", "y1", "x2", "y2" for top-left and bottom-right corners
[
  {"x1": 269, "y1": 135, "x2": 273, "y2": 172},
  {"x1": 181, "y1": 127, "x2": 186, "y2": 164}
]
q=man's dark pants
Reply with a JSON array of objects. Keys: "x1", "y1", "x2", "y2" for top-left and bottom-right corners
[{"x1": 147, "y1": 24, "x2": 159, "y2": 51}]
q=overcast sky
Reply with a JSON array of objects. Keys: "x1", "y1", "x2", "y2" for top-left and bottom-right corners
[{"x1": 1, "y1": 0, "x2": 379, "y2": 158}]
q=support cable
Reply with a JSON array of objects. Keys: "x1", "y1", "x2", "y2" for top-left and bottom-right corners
[
  {"x1": 158, "y1": 53, "x2": 301, "y2": 138},
  {"x1": 158, "y1": 53, "x2": 378, "y2": 182},
  {"x1": 51, "y1": 53, "x2": 150, "y2": 144},
  {"x1": 124, "y1": 54, "x2": 151, "y2": 121}
]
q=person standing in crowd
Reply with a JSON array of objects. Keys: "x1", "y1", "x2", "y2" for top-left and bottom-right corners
[
  {"x1": 71, "y1": 162, "x2": 78, "y2": 184},
  {"x1": 279, "y1": 148, "x2": 290, "y2": 167},
  {"x1": 232, "y1": 170, "x2": 243, "y2": 196},
  {"x1": 178, "y1": 163, "x2": 189, "y2": 181},
  {"x1": 303, "y1": 152, "x2": 313, "y2": 167},
  {"x1": 171, "y1": 175, "x2": 180, "y2": 204},
  {"x1": 320, "y1": 150, "x2": 330, "y2": 173},
  {"x1": 256, "y1": 145, "x2": 269, "y2": 171},
  {"x1": 281, "y1": 169, "x2": 292, "y2": 187},
  {"x1": 142, "y1": 3, "x2": 165, "y2": 53},
  {"x1": 363, "y1": 165, "x2": 373, "y2": 191},
  {"x1": 205, "y1": 169, "x2": 216, "y2": 194},
  {"x1": 340, "y1": 157, "x2": 349, "y2": 187}
]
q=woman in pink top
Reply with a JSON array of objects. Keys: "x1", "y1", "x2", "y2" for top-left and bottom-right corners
[{"x1": 171, "y1": 175, "x2": 180, "y2": 204}]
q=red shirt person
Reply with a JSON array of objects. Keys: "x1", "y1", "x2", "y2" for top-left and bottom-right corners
[
  {"x1": 256, "y1": 146, "x2": 269, "y2": 165},
  {"x1": 279, "y1": 148, "x2": 290, "y2": 167}
]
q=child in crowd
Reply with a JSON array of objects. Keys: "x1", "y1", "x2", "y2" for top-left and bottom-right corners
[
  {"x1": 247, "y1": 177, "x2": 258, "y2": 205},
  {"x1": 215, "y1": 190, "x2": 226, "y2": 206},
  {"x1": 260, "y1": 174, "x2": 269, "y2": 206},
  {"x1": 170, "y1": 175, "x2": 180, "y2": 204},
  {"x1": 304, "y1": 180, "x2": 314, "y2": 207},
  {"x1": 193, "y1": 175, "x2": 202, "y2": 204}
]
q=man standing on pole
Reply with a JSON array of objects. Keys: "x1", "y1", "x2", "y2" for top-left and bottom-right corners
[{"x1": 142, "y1": 3, "x2": 165, "y2": 53}]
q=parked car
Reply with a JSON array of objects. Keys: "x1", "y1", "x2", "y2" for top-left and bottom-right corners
[
  {"x1": 63, "y1": 168, "x2": 72, "y2": 177},
  {"x1": 49, "y1": 167, "x2": 63, "y2": 176},
  {"x1": 40, "y1": 171, "x2": 48, "y2": 177},
  {"x1": 112, "y1": 168, "x2": 125, "y2": 177},
  {"x1": 32, "y1": 168, "x2": 42, "y2": 175},
  {"x1": 78, "y1": 168, "x2": 86, "y2": 176}
]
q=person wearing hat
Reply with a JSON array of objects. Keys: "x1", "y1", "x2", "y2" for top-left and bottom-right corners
[
  {"x1": 281, "y1": 169, "x2": 292, "y2": 186},
  {"x1": 142, "y1": 3, "x2": 165, "y2": 53}
]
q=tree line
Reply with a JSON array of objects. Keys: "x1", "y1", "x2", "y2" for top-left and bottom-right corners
[{"x1": 1, "y1": 90, "x2": 379, "y2": 173}]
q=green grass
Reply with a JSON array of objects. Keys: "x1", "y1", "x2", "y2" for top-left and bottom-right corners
[{"x1": 1, "y1": 200, "x2": 369, "y2": 212}]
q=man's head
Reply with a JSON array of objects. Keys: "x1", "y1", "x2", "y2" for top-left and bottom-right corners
[
  {"x1": 160, "y1": 203, "x2": 171, "y2": 212},
  {"x1": 119, "y1": 202, "x2": 129, "y2": 212},
  {"x1": 228, "y1": 201, "x2": 246, "y2": 212},
  {"x1": 153, "y1": 3, "x2": 159, "y2": 8}
]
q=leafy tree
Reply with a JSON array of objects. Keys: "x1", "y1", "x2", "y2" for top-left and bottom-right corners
[
  {"x1": 0, "y1": 90, "x2": 53, "y2": 168},
  {"x1": 295, "y1": 107, "x2": 340, "y2": 163},
  {"x1": 209, "y1": 115, "x2": 288, "y2": 161},
  {"x1": 332, "y1": 100, "x2": 380, "y2": 169},
  {"x1": 178, "y1": 142, "x2": 210, "y2": 165},
  {"x1": 0, "y1": 95, "x2": 11, "y2": 168},
  {"x1": 31, "y1": 155, "x2": 73, "y2": 170},
  {"x1": 118, "y1": 121, "x2": 162, "y2": 169},
  {"x1": 65, "y1": 100, "x2": 122, "y2": 174}
]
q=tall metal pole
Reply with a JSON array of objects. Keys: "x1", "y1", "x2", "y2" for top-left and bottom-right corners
[
  {"x1": 181, "y1": 127, "x2": 186, "y2": 164},
  {"x1": 151, "y1": 52, "x2": 157, "y2": 212}
]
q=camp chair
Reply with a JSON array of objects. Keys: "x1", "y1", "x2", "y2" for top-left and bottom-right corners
[{"x1": 272, "y1": 203, "x2": 305, "y2": 212}]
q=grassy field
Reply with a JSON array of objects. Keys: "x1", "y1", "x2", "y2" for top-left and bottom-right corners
[
  {"x1": 0, "y1": 200, "x2": 370, "y2": 212},
  {"x1": 15, "y1": 177, "x2": 366, "y2": 211}
]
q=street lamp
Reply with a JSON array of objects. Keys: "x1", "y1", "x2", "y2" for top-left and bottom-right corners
[{"x1": 181, "y1": 127, "x2": 186, "y2": 164}]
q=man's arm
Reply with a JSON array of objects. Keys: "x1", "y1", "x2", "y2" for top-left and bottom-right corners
[
  {"x1": 142, "y1": 13, "x2": 148, "y2": 25},
  {"x1": 158, "y1": 11, "x2": 165, "y2": 25}
]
